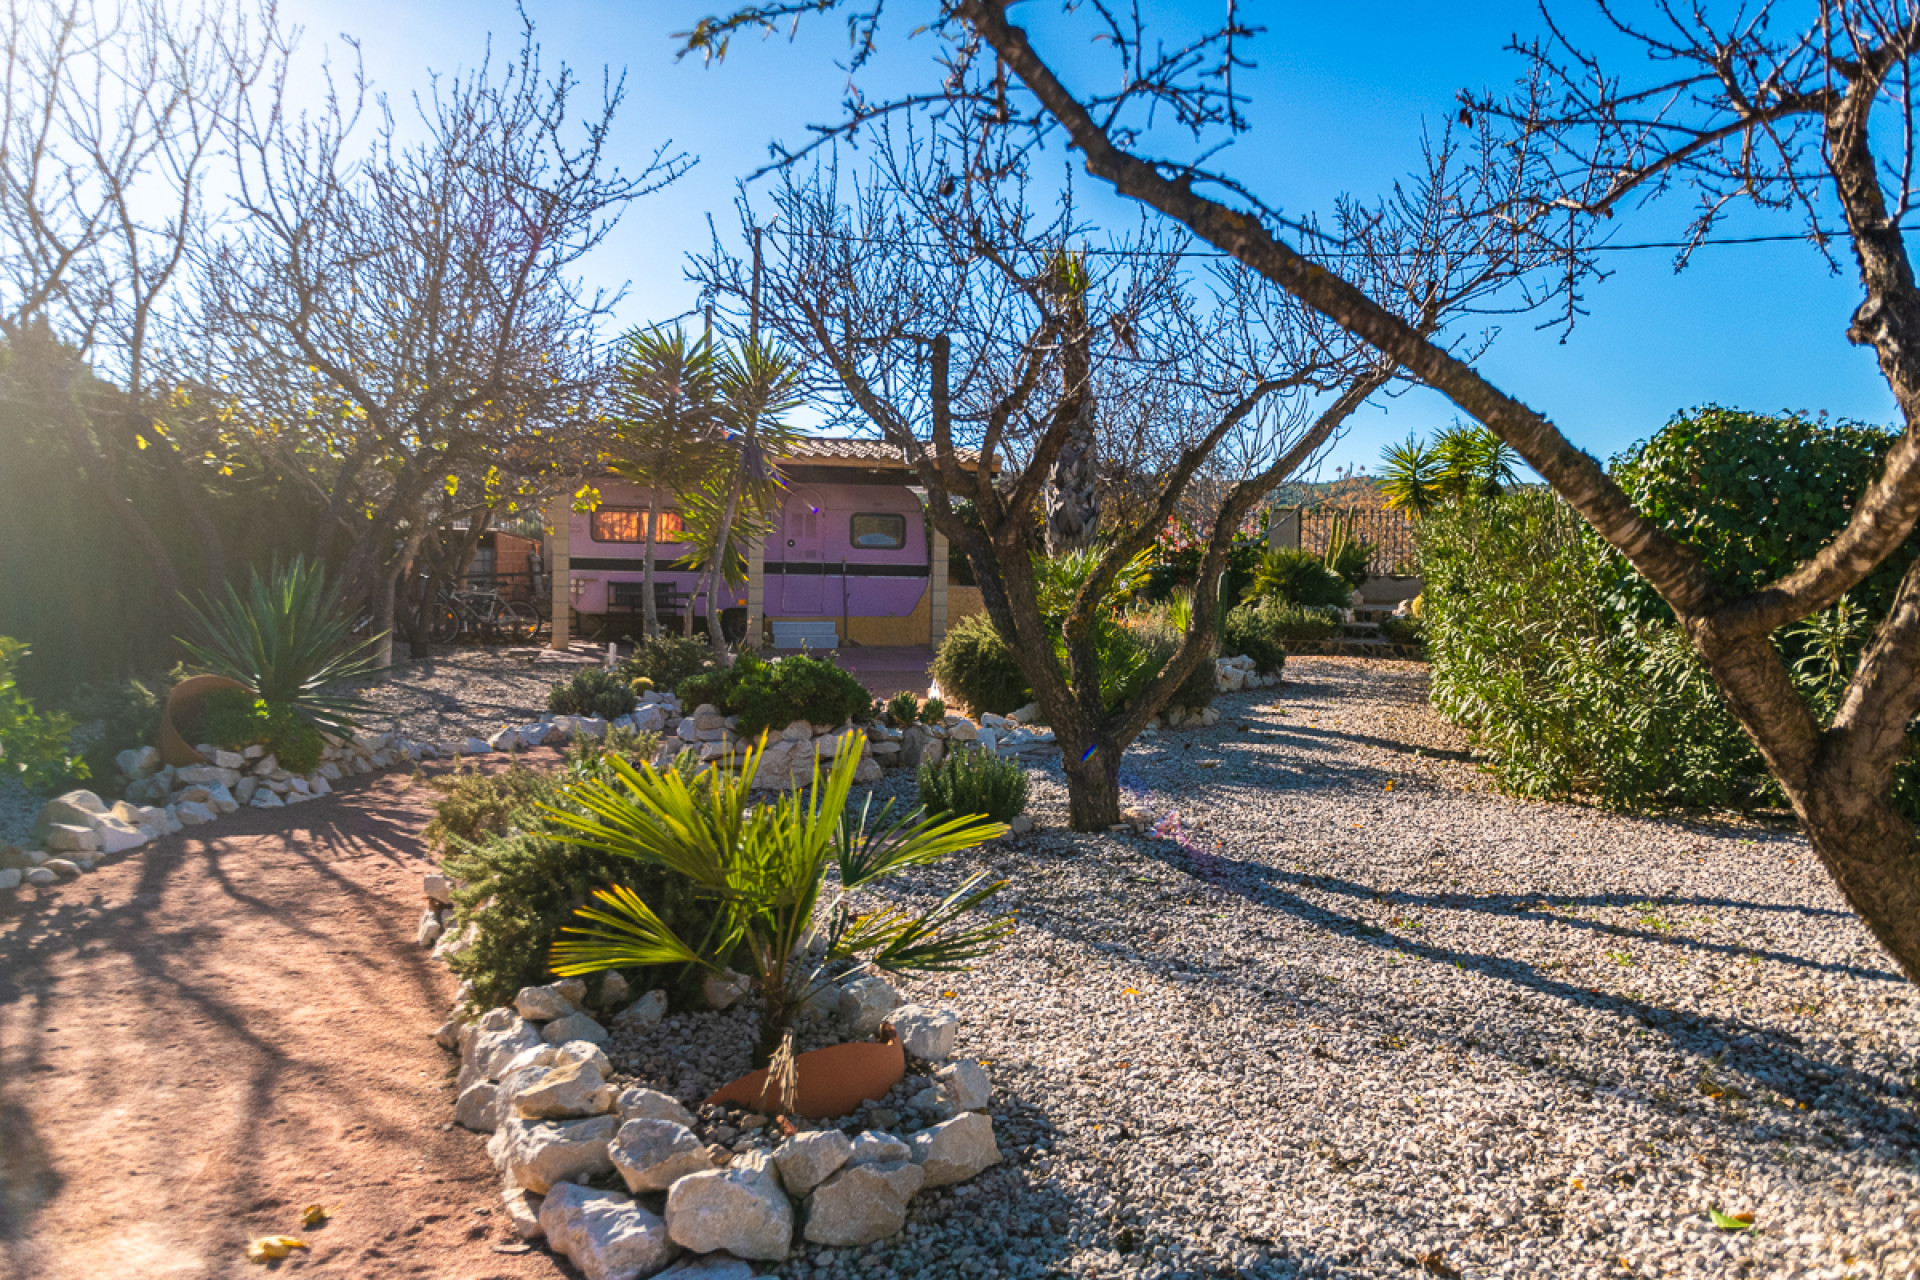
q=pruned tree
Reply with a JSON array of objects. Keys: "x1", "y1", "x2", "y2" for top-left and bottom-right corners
[
  {"x1": 691, "y1": 104, "x2": 1556, "y2": 827},
  {"x1": 684, "y1": 0, "x2": 1920, "y2": 982},
  {"x1": 199, "y1": 21, "x2": 687, "y2": 661},
  {"x1": 0, "y1": 0, "x2": 279, "y2": 601}
]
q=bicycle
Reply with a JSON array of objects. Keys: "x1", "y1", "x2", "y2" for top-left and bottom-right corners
[{"x1": 428, "y1": 586, "x2": 541, "y2": 644}]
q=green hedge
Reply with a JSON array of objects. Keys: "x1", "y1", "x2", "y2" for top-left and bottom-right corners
[
  {"x1": 1418, "y1": 407, "x2": 1920, "y2": 815},
  {"x1": 677, "y1": 651, "x2": 872, "y2": 736}
]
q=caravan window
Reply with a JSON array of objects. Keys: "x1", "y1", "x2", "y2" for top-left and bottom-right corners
[
  {"x1": 591, "y1": 509, "x2": 683, "y2": 543},
  {"x1": 850, "y1": 513, "x2": 906, "y2": 550}
]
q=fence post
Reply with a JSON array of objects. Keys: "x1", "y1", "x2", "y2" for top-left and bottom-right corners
[
  {"x1": 547, "y1": 496, "x2": 571, "y2": 651},
  {"x1": 1269, "y1": 506, "x2": 1302, "y2": 551}
]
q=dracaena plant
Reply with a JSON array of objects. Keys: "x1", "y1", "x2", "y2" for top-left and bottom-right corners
[
  {"x1": 177, "y1": 557, "x2": 384, "y2": 737},
  {"x1": 543, "y1": 733, "x2": 1013, "y2": 1065}
]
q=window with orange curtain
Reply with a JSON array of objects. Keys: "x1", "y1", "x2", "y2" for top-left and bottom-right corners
[{"x1": 590, "y1": 509, "x2": 685, "y2": 543}]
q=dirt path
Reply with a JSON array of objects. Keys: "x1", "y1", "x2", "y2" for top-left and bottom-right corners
[{"x1": 0, "y1": 762, "x2": 563, "y2": 1280}]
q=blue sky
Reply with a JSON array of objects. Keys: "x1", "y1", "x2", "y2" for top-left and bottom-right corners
[{"x1": 272, "y1": 0, "x2": 1895, "y2": 480}]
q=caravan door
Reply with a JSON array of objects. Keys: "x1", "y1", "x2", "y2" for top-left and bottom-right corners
[{"x1": 780, "y1": 490, "x2": 825, "y2": 613}]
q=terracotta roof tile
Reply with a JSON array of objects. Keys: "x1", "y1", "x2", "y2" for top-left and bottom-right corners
[{"x1": 779, "y1": 436, "x2": 987, "y2": 469}]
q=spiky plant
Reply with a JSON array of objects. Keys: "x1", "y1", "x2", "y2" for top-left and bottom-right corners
[
  {"x1": 543, "y1": 735, "x2": 1011, "y2": 1066},
  {"x1": 177, "y1": 558, "x2": 383, "y2": 737}
]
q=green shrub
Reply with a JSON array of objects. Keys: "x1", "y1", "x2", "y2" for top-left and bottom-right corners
[
  {"x1": 933, "y1": 612, "x2": 1031, "y2": 717},
  {"x1": 677, "y1": 651, "x2": 871, "y2": 736},
  {"x1": 184, "y1": 686, "x2": 325, "y2": 773},
  {"x1": 918, "y1": 746, "x2": 1030, "y2": 822},
  {"x1": 884, "y1": 690, "x2": 920, "y2": 729},
  {"x1": 70, "y1": 675, "x2": 164, "y2": 790},
  {"x1": 1122, "y1": 623, "x2": 1217, "y2": 709},
  {"x1": 1221, "y1": 603, "x2": 1291, "y2": 676},
  {"x1": 621, "y1": 635, "x2": 718, "y2": 692},
  {"x1": 1248, "y1": 548, "x2": 1352, "y2": 609},
  {"x1": 1379, "y1": 616, "x2": 1424, "y2": 647},
  {"x1": 0, "y1": 637, "x2": 83, "y2": 789},
  {"x1": 1420, "y1": 408, "x2": 1920, "y2": 817},
  {"x1": 918, "y1": 696, "x2": 946, "y2": 726},
  {"x1": 548, "y1": 668, "x2": 638, "y2": 720},
  {"x1": 423, "y1": 763, "x2": 562, "y2": 851}
]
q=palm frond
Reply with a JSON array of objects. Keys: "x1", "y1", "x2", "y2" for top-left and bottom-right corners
[{"x1": 550, "y1": 883, "x2": 710, "y2": 975}]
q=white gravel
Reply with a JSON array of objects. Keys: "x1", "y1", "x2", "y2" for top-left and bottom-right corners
[
  {"x1": 781, "y1": 656, "x2": 1920, "y2": 1280},
  {"x1": 0, "y1": 776, "x2": 41, "y2": 847},
  {"x1": 342, "y1": 645, "x2": 602, "y2": 742}
]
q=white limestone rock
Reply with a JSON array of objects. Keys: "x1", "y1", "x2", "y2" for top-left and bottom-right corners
[
  {"x1": 598, "y1": 971, "x2": 631, "y2": 1006},
  {"x1": 459, "y1": 1007, "x2": 543, "y2": 1091},
  {"x1": 514, "y1": 1057, "x2": 617, "y2": 1121},
  {"x1": 616, "y1": 1087, "x2": 697, "y2": 1129},
  {"x1": 803, "y1": 1159, "x2": 926, "y2": 1247},
  {"x1": 538, "y1": 1181, "x2": 675, "y2": 1280},
  {"x1": 887, "y1": 1005, "x2": 959, "y2": 1061},
  {"x1": 423, "y1": 872, "x2": 453, "y2": 904},
  {"x1": 702, "y1": 969, "x2": 749, "y2": 1011},
  {"x1": 44, "y1": 823, "x2": 103, "y2": 853},
  {"x1": 612, "y1": 989, "x2": 670, "y2": 1032},
  {"x1": 417, "y1": 908, "x2": 445, "y2": 948},
  {"x1": 836, "y1": 975, "x2": 902, "y2": 1038},
  {"x1": 771, "y1": 1128, "x2": 851, "y2": 1197},
  {"x1": 935, "y1": 1059, "x2": 991, "y2": 1112},
  {"x1": 610, "y1": 1118, "x2": 718, "y2": 1193},
  {"x1": 542, "y1": 1011, "x2": 609, "y2": 1047},
  {"x1": 907, "y1": 1112, "x2": 1000, "y2": 1187},
  {"x1": 455, "y1": 1079, "x2": 501, "y2": 1132},
  {"x1": 654, "y1": 1255, "x2": 760, "y2": 1280},
  {"x1": 0, "y1": 869, "x2": 21, "y2": 892},
  {"x1": 847, "y1": 1131, "x2": 911, "y2": 1167},
  {"x1": 488, "y1": 727, "x2": 523, "y2": 752},
  {"x1": 501, "y1": 1168, "x2": 544, "y2": 1241},
  {"x1": 664, "y1": 1153, "x2": 793, "y2": 1262},
  {"x1": 503, "y1": 1112, "x2": 622, "y2": 1194},
  {"x1": 515, "y1": 983, "x2": 578, "y2": 1022}
]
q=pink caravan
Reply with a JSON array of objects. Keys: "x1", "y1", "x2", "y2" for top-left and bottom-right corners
[{"x1": 552, "y1": 436, "x2": 993, "y2": 650}]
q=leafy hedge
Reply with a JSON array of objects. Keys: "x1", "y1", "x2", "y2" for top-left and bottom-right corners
[
  {"x1": 1248, "y1": 548, "x2": 1352, "y2": 609},
  {"x1": 919, "y1": 746, "x2": 1029, "y2": 821},
  {"x1": 933, "y1": 612, "x2": 1030, "y2": 717},
  {"x1": 621, "y1": 635, "x2": 718, "y2": 693},
  {"x1": 0, "y1": 638, "x2": 83, "y2": 790},
  {"x1": 1418, "y1": 407, "x2": 1920, "y2": 815},
  {"x1": 549, "y1": 668, "x2": 638, "y2": 720},
  {"x1": 677, "y1": 651, "x2": 872, "y2": 736}
]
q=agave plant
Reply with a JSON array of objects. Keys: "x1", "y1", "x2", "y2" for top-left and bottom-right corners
[
  {"x1": 177, "y1": 557, "x2": 384, "y2": 737},
  {"x1": 543, "y1": 734, "x2": 1012, "y2": 1065}
]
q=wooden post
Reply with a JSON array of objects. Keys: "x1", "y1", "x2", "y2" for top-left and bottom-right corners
[
  {"x1": 745, "y1": 533, "x2": 765, "y2": 650},
  {"x1": 548, "y1": 495, "x2": 571, "y2": 651},
  {"x1": 1269, "y1": 506, "x2": 1302, "y2": 551},
  {"x1": 929, "y1": 528, "x2": 950, "y2": 648}
]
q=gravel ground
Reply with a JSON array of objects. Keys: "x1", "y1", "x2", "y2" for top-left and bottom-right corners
[
  {"x1": 343, "y1": 644, "x2": 602, "y2": 742},
  {"x1": 768, "y1": 656, "x2": 1920, "y2": 1280},
  {"x1": 0, "y1": 776, "x2": 40, "y2": 847}
]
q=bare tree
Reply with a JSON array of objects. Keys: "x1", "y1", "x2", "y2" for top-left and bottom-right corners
[
  {"x1": 692, "y1": 106, "x2": 1550, "y2": 827},
  {"x1": 683, "y1": 0, "x2": 1920, "y2": 982},
  {"x1": 199, "y1": 22, "x2": 687, "y2": 660},
  {"x1": 0, "y1": 0, "x2": 278, "y2": 600}
]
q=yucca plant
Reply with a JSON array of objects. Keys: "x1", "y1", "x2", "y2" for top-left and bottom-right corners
[
  {"x1": 543, "y1": 734, "x2": 1012, "y2": 1066},
  {"x1": 177, "y1": 558, "x2": 383, "y2": 737}
]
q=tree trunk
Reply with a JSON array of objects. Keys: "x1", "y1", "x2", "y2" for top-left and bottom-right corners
[
  {"x1": 1061, "y1": 735, "x2": 1123, "y2": 831},
  {"x1": 371, "y1": 566, "x2": 399, "y2": 670},
  {"x1": 1044, "y1": 320, "x2": 1100, "y2": 554},
  {"x1": 708, "y1": 464, "x2": 744, "y2": 652},
  {"x1": 1801, "y1": 789, "x2": 1920, "y2": 982},
  {"x1": 643, "y1": 489, "x2": 661, "y2": 640}
]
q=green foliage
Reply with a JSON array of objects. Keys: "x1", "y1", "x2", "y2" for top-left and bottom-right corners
[
  {"x1": 186, "y1": 688, "x2": 325, "y2": 773},
  {"x1": 543, "y1": 738, "x2": 1011, "y2": 1059},
  {"x1": 933, "y1": 612, "x2": 1031, "y2": 717},
  {"x1": 1378, "y1": 616, "x2": 1425, "y2": 647},
  {"x1": 1249, "y1": 548, "x2": 1352, "y2": 609},
  {"x1": 884, "y1": 690, "x2": 921, "y2": 729},
  {"x1": 177, "y1": 557, "x2": 381, "y2": 737},
  {"x1": 69, "y1": 675, "x2": 163, "y2": 788},
  {"x1": 918, "y1": 696, "x2": 946, "y2": 726},
  {"x1": 423, "y1": 763, "x2": 563, "y2": 851},
  {"x1": 0, "y1": 638, "x2": 84, "y2": 789},
  {"x1": 1321, "y1": 512, "x2": 1375, "y2": 589},
  {"x1": 677, "y1": 651, "x2": 871, "y2": 737},
  {"x1": 620, "y1": 635, "x2": 718, "y2": 691},
  {"x1": 918, "y1": 745, "x2": 1031, "y2": 822},
  {"x1": 1121, "y1": 622, "x2": 1217, "y2": 709},
  {"x1": 548, "y1": 668, "x2": 639, "y2": 720},
  {"x1": 1221, "y1": 603, "x2": 1293, "y2": 676},
  {"x1": 1380, "y1": 423, "x2": 1520, "y2": 515},
  {"x1": 563, "y1": 728, "x2": 665, "y2": 780}
]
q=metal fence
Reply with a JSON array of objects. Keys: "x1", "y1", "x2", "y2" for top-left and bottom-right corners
[{"x1": 1296, "y1": 506, "x2": 1418, "y2": 577}]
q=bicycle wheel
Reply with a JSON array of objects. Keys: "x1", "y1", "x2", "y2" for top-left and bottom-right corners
[
  {"x1": 501, "y1": 600, "x2": 540, "y2": 643},
  {"x1": 427, "y1": 603, "x2": 461, "y2": 644}
]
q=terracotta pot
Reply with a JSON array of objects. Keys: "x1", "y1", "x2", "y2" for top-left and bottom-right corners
[
  {"x1": 158, "y1": 674, "x2": 252, "y2": 767},
  {"x1": 705, "y1": 1025, "x2": 906, "y2": 1119}
]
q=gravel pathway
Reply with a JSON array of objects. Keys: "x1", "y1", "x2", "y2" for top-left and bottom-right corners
[
  {"x1": 342, "y1": 645, "x2": 602, "y2": 743},
  {"x1": 795, "y1": 656, "x2": 1920, "y2": 1280}
]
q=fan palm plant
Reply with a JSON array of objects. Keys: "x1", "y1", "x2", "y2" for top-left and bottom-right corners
[
  {"x1": 606, "y1": 326, "x2": 727, "y2": 638},
  {"x1": 1379, "y1": 435, "x2": 1442, "y2": 516},
  {"x1": 543, "y1": 734, "x2": 1012, "y2": 1066},
  {"x1": 688, "y1": 339, "x2": 806, "y2": 649},
  {"x1": 177, "y1": 557, "x2": 383, "y2": 737}
]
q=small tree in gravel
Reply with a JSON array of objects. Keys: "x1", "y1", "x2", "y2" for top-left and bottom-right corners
[{"x1": 693, "y1": 105, "x2": 1556, "y2": 830}]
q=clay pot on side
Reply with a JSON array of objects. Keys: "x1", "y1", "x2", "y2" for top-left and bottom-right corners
[
  {"x1": 705, "y1": 1026, "x2": 906, "y2": 1119},
  {"x1": 158, "y1": 674, "x2": 252, "y2": 767}
]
